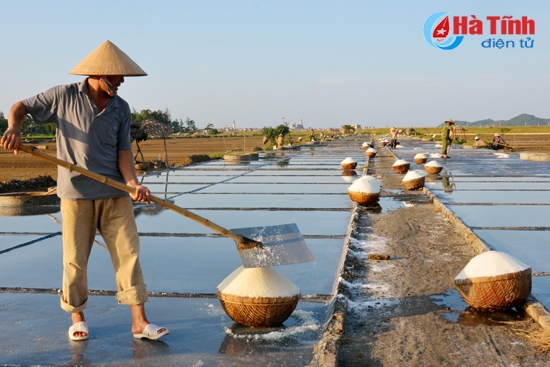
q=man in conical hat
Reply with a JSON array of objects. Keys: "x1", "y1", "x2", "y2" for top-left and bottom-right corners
[
  {"x1": 441, "y1": 118, "x2": 455, "y2": 158},
  {"x1": 1, "y1": 40, "x2": 168, "y2": 341}
]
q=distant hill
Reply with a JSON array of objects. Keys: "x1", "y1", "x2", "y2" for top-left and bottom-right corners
[{"x1": 443, "y1": 114, "x2": 550, "y2": 127}]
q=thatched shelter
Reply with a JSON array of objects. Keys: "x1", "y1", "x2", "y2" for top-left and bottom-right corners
[{"x1": 140, "y1": 119, "x2": 174, "y2": 166}]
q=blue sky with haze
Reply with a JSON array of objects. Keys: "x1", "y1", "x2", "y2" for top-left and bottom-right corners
[{"x1": 1, "y1": 0, "x2": 548, "y2": 129}]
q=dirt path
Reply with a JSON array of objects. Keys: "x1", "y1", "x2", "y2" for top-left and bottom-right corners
[
  {"x1": 337, "y1": 144, "x2": 549, "y2": 366},
  {"x1": 0, "y1": 136, "x2": 264, "y2": 183}
]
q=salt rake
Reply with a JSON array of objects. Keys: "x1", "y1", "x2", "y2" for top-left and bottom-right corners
[{"x1": 19, "y1": 145, "x2": 315, "y2": 268}]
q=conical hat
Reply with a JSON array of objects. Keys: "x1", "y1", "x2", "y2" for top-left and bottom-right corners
[{"x1": 69, "y1": 40, "x2": 147, "y2": 76}]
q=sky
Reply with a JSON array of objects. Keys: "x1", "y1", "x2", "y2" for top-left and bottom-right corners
[{"x1": 1, "y1": 0, "x2": 549, "y2": 129}]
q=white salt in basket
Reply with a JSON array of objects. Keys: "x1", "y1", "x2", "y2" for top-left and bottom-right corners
[{"x1": 454, "y1": 251, "x2": 532, "y2": 311}]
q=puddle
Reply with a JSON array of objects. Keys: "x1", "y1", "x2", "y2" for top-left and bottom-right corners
[{"x1": 431, "y1": 290, "x2": 529, "y2": 326}]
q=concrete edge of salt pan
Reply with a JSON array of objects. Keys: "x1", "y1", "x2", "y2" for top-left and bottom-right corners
[
  {"x1": 347, "y1": 176, "x2": 381, "y2": 194},
  {"x1": 217, "y1": 266, "x2": 300, "y2": 298},
  {"x1": 455, "y1": 251, "x2": 530, "y2": 280}
]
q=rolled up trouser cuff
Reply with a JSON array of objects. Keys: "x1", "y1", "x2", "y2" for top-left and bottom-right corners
[
  {"x1": 116, "y1": 284, "x2": 149, "y2": 305},
  {"x1": 60, "y1": 296, "x2": 88, "y2": 313}
]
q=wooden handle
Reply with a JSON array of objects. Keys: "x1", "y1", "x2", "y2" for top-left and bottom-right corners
[{"x1": 18, "y1": 145, "x2": 259, "y2": 247}]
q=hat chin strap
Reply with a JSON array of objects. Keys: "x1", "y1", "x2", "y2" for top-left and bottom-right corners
[{"x1": 100, "y1": 77, "x2": 116, "y2": 96}]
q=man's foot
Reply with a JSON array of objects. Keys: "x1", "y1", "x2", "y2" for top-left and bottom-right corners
[
  {"x1": 69, "y1": 312, "x2": 88, "y2": 341},
  {"x1": 133, "y1": 324, "x2": 169, "y2": 340},
  {"x1": 441, "y1": 155, "x2": 448, "y2": 159}
]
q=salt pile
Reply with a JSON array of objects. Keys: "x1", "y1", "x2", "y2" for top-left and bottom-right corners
[
  {"x1": 341, "y1": 157, "x2": 357, "y2": 170},
  {"x1": 402, "y1": 170, "x2": 425, "y2": 190},
  {"x1": 347, "y1": 176, "x2": 381, "y2": 194},
  {"x1": 424, "y1": 160, "x2": 443, "y2": 174},
  {"x1": 414, "y1": 153, "x2": 427, "y2": 164},
  {"x1": 365, "y1": 147, "x2": 377, "y2": 157},
  {"x1": 402, "y1": 170, "x2": 424, "y2": 182},
  {"x1": 455, "y1": 251, "x2": 529, "y2": 280},
  {"x1": 392, "y1": 159, "x2": 410, "y2": 173},
  {"x1": 347, "y1": 175, "x2": 381, "y2": 205},
  {"x1": 218, "y1": 266, "x2": 300, "y2": 298}
]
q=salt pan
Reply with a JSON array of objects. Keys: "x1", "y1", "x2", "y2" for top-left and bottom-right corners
[
  {"x1": 455, "y1": 251, "x2": 530, "y2": 280},
  {"x1": 217, "y1": 266, "x2": 300, "y2": 298},
  {"x1": 347, "y1": 176, "x2": 381, "y2": 194}
]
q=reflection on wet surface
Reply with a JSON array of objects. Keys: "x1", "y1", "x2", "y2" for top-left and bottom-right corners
[{"x1": 431, "y1": 290, "x2": 530, "y2": 326}]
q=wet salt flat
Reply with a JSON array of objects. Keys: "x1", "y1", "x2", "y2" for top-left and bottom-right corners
[
  {"x1": 1, "y1": 137, "x2": 549, "y2": 366},
  {"x1": 396, "y1": 139, "x2": 550, "y2": 313},
  {"x1": 0, "y1": 142, "x2": 363, "y2": 366}
]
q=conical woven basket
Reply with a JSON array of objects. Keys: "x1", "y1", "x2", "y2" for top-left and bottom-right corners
[
  {"x1": 425, "y1": 165, "x2": 443, "y2": 174},
  {"x1": 347, "y1": 190, "x2": 380, "y2": 205},
  {"x1": 402, "y1": 177, "x2": 425, "y2": 190},
  {"x1": 380, "y1": 141, "x2": 388, "y2": 147},
  {"x1": 414, "y1": 157, "x2": 427, "y2": 164},
  {"x1": 217, "y1": 291, "x2": 300, "y2": 327},
  {"x1": 393, "y1": 163, "x2": 410, "y2": 174},
  {"x1": 365, "y1": 151, "x2": 377, "y2": 158},
  {"x1": 454, "y1": 268, "x2": 532, "y2": 311},
  {"x1": 341, "y1": 162, "x2": 358, "y2": 170}
]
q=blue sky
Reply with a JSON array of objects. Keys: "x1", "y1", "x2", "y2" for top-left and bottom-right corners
[{"x1": 1, "y1": 0, "x2": 549, "y2": 129}]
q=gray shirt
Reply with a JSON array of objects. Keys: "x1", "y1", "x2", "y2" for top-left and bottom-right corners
[{"x1": 23, "y1": 79, "x2": 132, "y2": 199}]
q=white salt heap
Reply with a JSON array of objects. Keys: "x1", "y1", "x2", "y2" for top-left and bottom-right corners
[
  {"x1": 425, "y1": 160, "x2": 442, "y2": 168},
  {"x1": 218, "y1": 266, "x2": 300, "y2": 298},
  {"x1": 341, "y1": 157, "x2": 356, "y2": 164},
  {"x1": 367, "y1": 147, "x2": 377, "y2": 153},
  {"x1": 392, "y1": 159, "x2": 408, "y2": 167},
  {"x1": 347, "y1": 176, "x2": 381, "y2": 194},
  {"x1": 362, "y1": 142, "x2": 369, "y2": 147},
  {"x1": 414, "y1": 153, "x2": 426, "y2": 159},
  {"x1": 402, "y1": 170, "x2": 424, "y2": 182},
  {"x1": 455, "y1": 251, "x2": 530, "y2": 280}
]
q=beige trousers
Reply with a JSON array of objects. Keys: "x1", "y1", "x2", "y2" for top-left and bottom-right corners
[{"x1": 60, "y1": 197, "x2": 148, "y2": 313}]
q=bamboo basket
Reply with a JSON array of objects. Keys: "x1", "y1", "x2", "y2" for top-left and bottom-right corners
[
  {"x1": 217, "y1": 291, "x2": 300, "y2": 327},
  {"x1": 347, "y1": 190, "x2": 380, "y2": 205},
  {"x1": 402, "y1": 177, "x2": 425, "y2": 190},
  {"x1": 414, "y1": 157, "x2": 427, "y2": 164},
  {"x1": 341, "y1": 162, "x2": 358, "y2": 170},
  {"x1": 455, "y1": 268, "x2": 532, "y2": 311},
  {"x1": 365, "y1": 151, "x2": 377, "y2": 158},
  {"x1": 424, "y1": 165, "x2": 443, "y2": 174},
  {"x1": 392, "y1": 163, "x2": 410, "y2": 174},
  {"x1": 380, "y1": 141, "x2": 388, "y2": 147}
]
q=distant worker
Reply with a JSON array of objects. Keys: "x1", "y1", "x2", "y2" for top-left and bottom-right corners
[
  {"x1": 441, "y1": 118, "x2": 454, "y2": 158},
  {"x1": 472, "y1": 135, "x2": 487, "y2": 148},
  {"x1": 389, "y1": 126, "x2": 398, "y2": 148},
  {"x1": 309, "y1": 128, "x2": 316, "y2": 142},
  {"x1": 492, "y1": 133, "x2": 507, "y2": 150}
]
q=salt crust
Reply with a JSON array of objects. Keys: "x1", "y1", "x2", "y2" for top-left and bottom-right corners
[
  {"x1": 367, "y1": 147, "x2": 377, "y2": 153},
  {"x1": 392, "y1": 159, "x2": 408, "y2": 167},
  {"x1": 341, "y1": 157, "x2": 356, "y2": 164},
  {"x1": 455, "y1": 251, "x2": 530, "y2": 280},
  {"x1": 217, "y1": 266, "x2": 300, "y2": 298},
  {"x1": 414, "y1": 153, "x2": 426, "y2": 159},
  {"x1": 402, "y1": 170, "x2": 424, "y2": 182},
  {"x1": 425, "y1": 160, "x2": 442, "y2": 167},
  {"x1": 347, "y1": 176, "x2": 381, "y2": 194}
]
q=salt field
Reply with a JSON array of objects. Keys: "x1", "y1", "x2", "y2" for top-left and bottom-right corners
[{"x1": 1, "y1": 136, "x2": 549, "y2": 366}]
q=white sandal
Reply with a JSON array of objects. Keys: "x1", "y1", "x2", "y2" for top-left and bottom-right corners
[{"x1": 68, "y1": 321, "x2": 89, "y2": 341}]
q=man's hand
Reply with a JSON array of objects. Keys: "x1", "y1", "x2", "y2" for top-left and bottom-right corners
[
  {"x1": 129, "y1": 183, "x2": 151, "y2": 204},
  {"x1": 1, "y1": 128, "x2": 22, "y2": 155}
]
